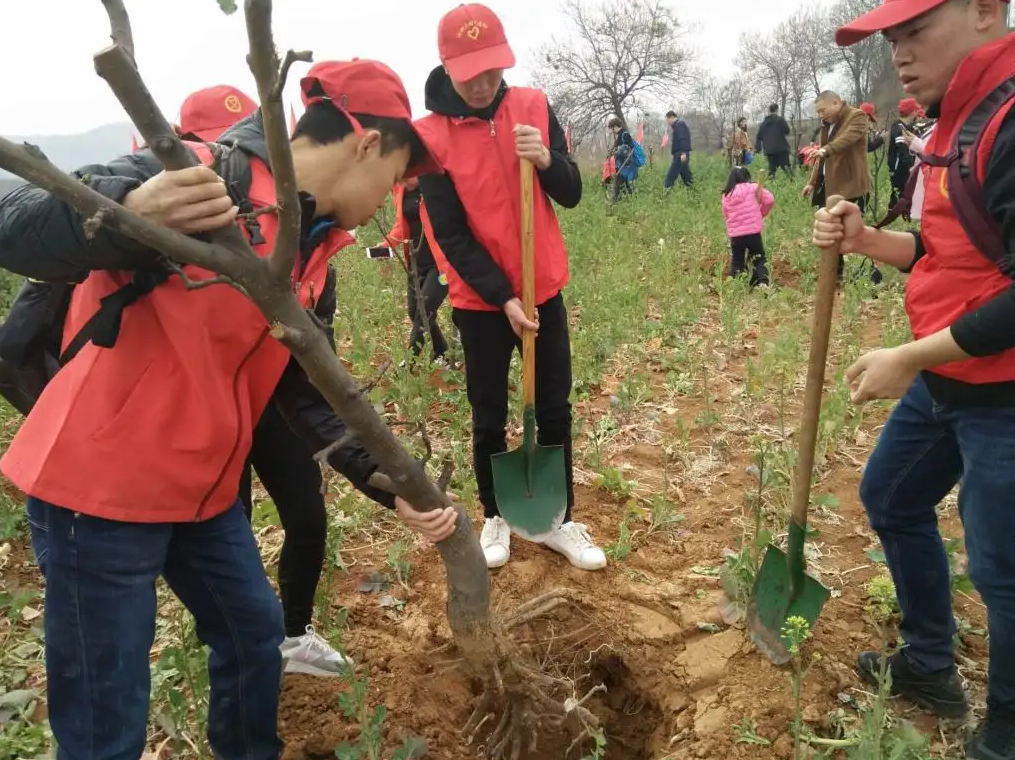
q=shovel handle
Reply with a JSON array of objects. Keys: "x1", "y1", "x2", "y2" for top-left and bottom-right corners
[
  {"x1": 520, "y1": 158, "x2": 536, "y2": 407},
  {"x1": 790, "y1": 194, "x2": 844, "y2": 530}
]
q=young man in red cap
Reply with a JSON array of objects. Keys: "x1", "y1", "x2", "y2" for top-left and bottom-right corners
[
  {"x1": 816, "y1": 1, "x2": 1015, "y2": 756},
  {"x1": 860, "y1": 102, "x2": 887, "y2": 153},
  {"x1": 887, "y1": 97, "x2": 922, "y2": 206},
  {"x1": 416, "y1": 3, "x2": 607, "y2": 572},
  {"x1": 0, "y1": 59, "x2": 455, "y2": 760},
  {"x1": 0, "y1": 83, "x2": 354, "y2": 680}
]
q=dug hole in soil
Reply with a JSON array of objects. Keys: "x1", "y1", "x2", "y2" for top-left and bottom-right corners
[{"x1": 276, "y1": 337, "x2": 986, "y2": 760}]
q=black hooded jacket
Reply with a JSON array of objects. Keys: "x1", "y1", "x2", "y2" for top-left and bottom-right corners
[
  {"x1": 0, "y1": 111, "x2": 396, "y2": 507},
  {"x1": 417, "y1": 66, "x2": 582, "y2": 309}
]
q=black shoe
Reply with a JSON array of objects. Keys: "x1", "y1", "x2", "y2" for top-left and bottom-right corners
[
  {"x1": 856, "y1": 651, "x2": 969, "y2": 719},
  {"x1": 967, "y1": 706, "x2": 1015, "y2": 760}
]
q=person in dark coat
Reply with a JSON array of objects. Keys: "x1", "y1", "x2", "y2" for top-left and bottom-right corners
[
  {"x1": 756, "y1": 103, "x2": 792, "y2": 175},
  {"x1": 664, "y1": 110, "x2": 693, "y2": 189}
]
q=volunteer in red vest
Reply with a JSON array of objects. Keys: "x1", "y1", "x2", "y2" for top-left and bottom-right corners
[
  {"x1": 0, "y1": 59, "x2": 454, "y2": 760},
  {"x1": 816, "y1": 2, "x2": 1015, "y2": 757},
  {"x1": 416, "y1": 3, "x2": 606, "y2": 571},
  {"x1": 384, "y1": 177, "x2": 450, "y2": 362},
  {"x1": 179, "y1": 84, "x2": 352, "y2": 677}
]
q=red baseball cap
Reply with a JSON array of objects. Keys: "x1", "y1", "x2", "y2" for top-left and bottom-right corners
[
  {"x1": 179, "y1": 85, "x2": 258, "y2": 142},
  {"x1": 898, "y1": 97, "x2": 920, "y2": 116},
  {"x1": 300, "y1": 59, "x2": 440, "y2": 178},
  {"x1": 835, "y1": 0, "x2": 1009, "y2": 46},
  {"x1": 859, "y1": 102, "x2": 876, "y2": 119},
  {"x1": 438, "y1": 4, "x2": 516, "y2": 82}
]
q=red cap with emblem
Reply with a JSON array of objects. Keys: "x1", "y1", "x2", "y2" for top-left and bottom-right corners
[
  {"x1": 299, "y1": 59, "x2": 441, "y2": 178},
  {"x1": 179, "y1": 85, "x2": 258, "y2": 142},
  {"x1": 438, "y1": 3, "x2": 516, "y2": 82},
  {"x1": 835, "y1": 0, "x2": 1010, "y2": 47}
]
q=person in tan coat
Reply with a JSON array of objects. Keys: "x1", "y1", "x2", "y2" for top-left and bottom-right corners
[{"x1": 803, "y1": 90, "x2": 882, "y2": 284}]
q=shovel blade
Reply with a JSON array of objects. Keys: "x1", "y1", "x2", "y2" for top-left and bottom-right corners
[
  {"x1": 490, "y1": 442, "x2": 567, "y2": 542},
  {"x1": 746, "y1": 545, "x2": 831, "y2": 665}
]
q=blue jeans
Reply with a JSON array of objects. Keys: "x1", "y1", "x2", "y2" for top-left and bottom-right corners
[
  {"x1": 860, "y1": 376, "x2": 1015, "y2": 710},
  {"x1": 26, "y1": 497, "x2": 285, "y2": 760},
  {"x1": 664, "y1": 154, "x2": 693, "y2": 189}
]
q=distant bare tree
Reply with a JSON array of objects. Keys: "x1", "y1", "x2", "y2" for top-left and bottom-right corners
[
  {"x1": 737, "y1": 32, "x2": 795, "y2": 114},
  {"x1": 688, "y1": 70, "x2": 750, "y2": 150},
  {"x1": 828, "y1": 0, "x2": 892, "y2": 102},
  {"x1": 781, "y1": 7, "x2": 838, "y2": 97},
  {"x1": 533, "y1": 0, "x2": 691, "y2": 139}
]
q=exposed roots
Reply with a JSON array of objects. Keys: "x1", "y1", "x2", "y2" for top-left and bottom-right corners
[{"x1": 458, "y1": 588, "x2": 609, "y2": 760}]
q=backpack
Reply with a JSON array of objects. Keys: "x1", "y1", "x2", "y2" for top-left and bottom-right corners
[
  {"x1": 631, "y1": 140, "x2": 646, "y2": 167},
  {"x1": 915, "y1": 77, "x2": 1015, "y2": 276},
  {"x1": 0, "y1": 144, "x2": 257, "y2": 414}
]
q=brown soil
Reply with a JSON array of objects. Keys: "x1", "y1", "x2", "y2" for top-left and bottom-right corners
[{"x1": 274, "y1": 324, "x2": 988, "y2": 760}]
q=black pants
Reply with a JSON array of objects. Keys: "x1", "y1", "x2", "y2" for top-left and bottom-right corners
[
  {"x1": 453, "y1": 293, "x2": 574, "y2": 522},
  {"x1": 407, "y1": 265, "x2": 448, "y2": 359},
  {"x1": 239, "y1": 402, "x2": 325, "y2": 638},
  {"x1": 664, "y1": 155, "x2": 694, "y2": 189},
  {"x1": 729, "y1": 233, "x2": 770, "y2": 286},
  {"x1": 813, "y1": 185, "x2": 883, "y2": 284},
  {"x1": 766, "y1": 151, "x2": 791, "y2": 175}
]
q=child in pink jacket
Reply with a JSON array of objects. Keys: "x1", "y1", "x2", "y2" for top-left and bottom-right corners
[{"x1": 721, "y1": 167, "x2": 775, "y2": 287}]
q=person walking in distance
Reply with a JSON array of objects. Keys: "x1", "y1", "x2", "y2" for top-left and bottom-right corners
[
  {"x1": 721, "y1": 166, "x2": 774, "y2": 288},
  {"x1": 416, "y1": 3, "x2": 607, "y2": 571},
  {"x1": 803, "y1": 91, "x2": 884, "y2": 285},
  {"x1": 818, "y1": 1, "x2": 1015, "y2": 757},
  {"x1": 756, "y1": 103, "x2": 792, "y2": 175},
  {"x1": 664, "y1": 110, "x2": 693, "y2": 189}
]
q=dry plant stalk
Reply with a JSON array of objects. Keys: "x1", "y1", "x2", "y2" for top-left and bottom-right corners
[{"x1": 0, "y1": 2, "x2": 601, "y2": 757}]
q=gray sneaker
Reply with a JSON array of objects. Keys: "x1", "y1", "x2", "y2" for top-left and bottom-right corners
[{"x1": 279, "y1": 625, "x2": 351, "y2": 677}]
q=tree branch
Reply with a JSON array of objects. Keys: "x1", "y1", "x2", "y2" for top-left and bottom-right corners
[
  {"x1": 274, "y1": 48, "x2": 313, "y2": 100},
  {"x1": 100, "y1": 0, "x2": 134, "y2": 60},
  {"x1": 244, "y1": 0, "x2": 306, "y2": 283}
]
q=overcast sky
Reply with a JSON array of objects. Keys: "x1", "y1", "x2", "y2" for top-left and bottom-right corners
[{"x1": 0, "y1": 0, "x2": 831, "y2": 137}]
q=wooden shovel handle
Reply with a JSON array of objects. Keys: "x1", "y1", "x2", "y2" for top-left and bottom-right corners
[
  {"x1": 790, "y1": 194, "x2": 844, "y2": 528},
  {"x1": 520, "y1": 159, "x2": 536, "y2": 407}
]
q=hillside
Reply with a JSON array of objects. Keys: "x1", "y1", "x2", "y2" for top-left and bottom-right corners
[{"x1": 0, "y1": 122, "x2": 135, "y2": 192}]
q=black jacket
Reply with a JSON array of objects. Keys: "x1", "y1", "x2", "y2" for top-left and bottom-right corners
[
  {"x1": 669, "y1": 119, "x2": 692, "y2": 155},
  {"x1": 0, "y1": 111, "x2": 396, "y2": 507},
  {"x1": 887, "y1": 120, "x2": 916, "y2": 182},
  {"x1": 417, "y1": 66, "x2": 582, "y2": 309},
  {"x1": 756, "y1": 113, "x2": 790, "y2": 155}
]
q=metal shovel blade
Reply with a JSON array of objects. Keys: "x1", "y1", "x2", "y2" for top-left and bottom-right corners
[
  {"x1": 490, "y1": 406, "x2": 567, "y2": 542},
  {"x1": 746, "y1": 538, "x2": 831, "y2": 665}
]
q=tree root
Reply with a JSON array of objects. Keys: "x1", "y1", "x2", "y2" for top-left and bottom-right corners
[{"x1": 458, "y1": 588, "x2": 608, "y2": 760}]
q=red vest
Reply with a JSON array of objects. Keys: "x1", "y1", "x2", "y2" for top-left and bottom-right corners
[
  {"x1": 1, "y1": 143, "x2": 353, "y2": 522},
  {"x1": 415, "y1": 88, "x2": 569, "y2": 311},
  {"x1": 908, "y1": 33, "x2": 1015, "y2": 385}
]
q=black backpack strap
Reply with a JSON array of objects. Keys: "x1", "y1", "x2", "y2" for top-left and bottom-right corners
[
  {"x1": 60, "y1": 143, "x2": 257, "y2": 365},
  {"x1": 58, "y1": 264, "x2": 171, "y2": 364},
  {"x1": 945, "y1": 76, "x2": 1015, "y2": 274}
]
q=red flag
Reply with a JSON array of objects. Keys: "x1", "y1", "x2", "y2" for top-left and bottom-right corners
[
  {"x1": 130, "y1": 134, "x2": 140, "y2": 153},
  {"x1": 636, "y1": 122, "x2": 645, "y2": 143},
  {"x1": 289, "y1": 104, "x2": 298, "y2": 135},
  {"x1": 565, "y1": 124, "x2": 572, "y2": 153},
  {"x1": 661, "y1": 131, "x2": 669, "y2": 148}
]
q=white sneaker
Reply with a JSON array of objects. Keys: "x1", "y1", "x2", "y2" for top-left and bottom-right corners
[
  {"x1": 543, "y1": 522, "x2": 607, "y2": 571},
  {"x1": 480, "y1": 516, "x2": 511, "y2": 568},
  {"x1": 279, "y1": 625, "x2": 351, "y2": 677}
]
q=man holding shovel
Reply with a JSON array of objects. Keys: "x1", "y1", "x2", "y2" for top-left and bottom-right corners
[
  {"x1": 417, "y1": 3, "x2": 606, "y2": 571},
  {"x1": 816, "y1": 0, "x2": 1015, "y2": 756}
]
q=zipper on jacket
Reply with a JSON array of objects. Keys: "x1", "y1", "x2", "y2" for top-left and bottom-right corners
[
  {"x1": 489, "y1": 120, "x2": 496, "y2": 137},
  {"x1": 194, "y1": 327, "x2": 270, "y2": 522}
]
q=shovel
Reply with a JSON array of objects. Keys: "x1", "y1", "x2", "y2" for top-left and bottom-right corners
[
  {"x1": 489, "y1": 159, "x2": 568, "y2": 542},
  {"x1": 746, "y1": 194, "x2": 842, "y2": 665}
]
